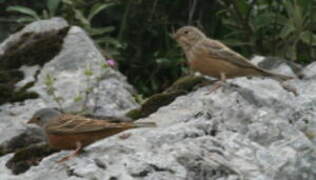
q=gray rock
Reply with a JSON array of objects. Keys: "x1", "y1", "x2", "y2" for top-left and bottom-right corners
[
  {"x1": 0, "y1": 18, "x2": 138, "y2": 160},
  {"x1": 15, "y1": 65, "x2": 40, "y2": 88},
  {"x1": 0, "y1": 99, "x2": 46, "y2": 145},
  {"x1": 300, "y1": 61, "x2": 316, "y2": 79},
  {"x1": 28, "y1": 25, "x2": 138, "y2": 116},
  {"x1": 251, "y1": 56, "x2": 299, "y2": 77},
  {"x1": 3, "y1": 60, "x2": 316, "y2": 179},
  {"x1": 0, "y1": 18, "x2": 68, "y2": 56}
]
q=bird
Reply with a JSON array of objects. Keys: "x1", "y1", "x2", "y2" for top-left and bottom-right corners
[
  {"x1": 27, "y1": 108, "x2": 156, "y2": 162},
  {"x1": 172, "y1": 26, "x2": 294, "y2": 92}
]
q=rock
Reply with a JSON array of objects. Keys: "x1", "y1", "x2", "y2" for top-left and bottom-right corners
[
  {"x1": 251, "y1": 56, "x2": 301, "y2": 77},
  {"x1": 2, "y1": 57, "x2": 316, "y2": 179},
  {"x1": 0, "y1": 18, "x2": 69, "y2": 105},
  {"x1": 0, "y1": 18, "x2": 68, "y2": 56},
  {"x1": 0, "y1": 99, "x2": 46, "y2": 146},
  {"x1": 28, "y1": 25, "x2": 138, "y2": 116},
  {"x1": 0, "y1": 18, "x2": 139, "y2": 170},
  {"x1": 15, "y1": 65, "x2": 40, "y2": 89},
  {"x1": 299, "y1": 61, "x2": 316, "y2": 79},
  {"x1": 1, "y1": 18, "x2": 316, "y2": 179}
]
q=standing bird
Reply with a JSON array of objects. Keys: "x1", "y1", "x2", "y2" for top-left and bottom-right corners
[
  {"x1": 27, "y1": 108, "x2": 156, "y2": 162},
  {"x1": 172, "y1": 26, "x2": 294, "y2": 92}
]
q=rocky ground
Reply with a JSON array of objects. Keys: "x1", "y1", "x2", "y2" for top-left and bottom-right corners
[{"x1": 0, "y1": 18, "x2": 316, "y2": 180}]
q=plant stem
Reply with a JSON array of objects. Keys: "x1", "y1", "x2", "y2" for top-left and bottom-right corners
[{"x1": 118, "y1": 0, "x2": 132, "y2": 41}]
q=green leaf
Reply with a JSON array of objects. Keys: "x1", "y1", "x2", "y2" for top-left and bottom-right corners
[
  {"x1": 47, "y1": 0, "x2": 61, "y2": 17},
  {"x1": 235, "y1": 0, "x2": 249, "y2": 15},
  {"x1": 223, "y1": 30, "x2": 244, "y2": 39},
  {"x1": 74, "y1": 9, "x2": 90, "y2": 27},
  {"x1": 287, "y1": 42, "x2": 297, "y2": 60},
  {"x1": 222, "y1": 18, "x2": 240, "y2": 28},
  {"x1": 74, "y1": 95, "x2": 83, "y2": 102},
  {"x1": 300, "y1": 31, "x2": 316, "y2": 45},
  {"x1": 42, "y1": 9, "x2": 49, "y2": 19},
  {"x1": 95, "y1": 37, "x2": 122, "y2": 47},
  {"x1": 16, "y1": 17, "x2": 36, "y2": 23},
  {"x1": 296, "y1": 0, "x2": 311, "y2": 11},
  {"x1": 89, "y1": 26, "x2": 115, "y2": 36},
  {"x1": 222, "y1": 39, "x2": 251, "y2": 47},
  {"x1": 284, "y1": 0, "x2": 304, "y2": 29},
  {"x1": 254, "y1": 12, "x2": 288, "y2": 29},
  {"x1": 279, "y1": 24, "x2": 295, "y2": 39},
  {"x1": 62, "y1": 0, "x2": 73, "y2": 5},
  {"x1": 6, "y1": 6, "x2": 40, "y2": 20},
  {"x1": 44, "y1": 74, "x2": 55, "y2": 87},
  {"x1": 84, "y1": 65, "x2": 93, "y2": 76},
  {"x1": 88, "y1": 3, "x2": 114, "y2": 21}
]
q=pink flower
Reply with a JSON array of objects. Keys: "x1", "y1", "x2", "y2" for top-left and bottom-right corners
[{"x1": 106, "y1": 59, "x2": 116, "y2": 67}]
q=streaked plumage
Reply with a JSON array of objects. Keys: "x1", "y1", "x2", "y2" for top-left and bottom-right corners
[
  {"x1": 27, "y1": 108, "x2": 156, "y2": 162},
  {"x1": 173, "y1": 26, "x2": 293, "y2": 80}
]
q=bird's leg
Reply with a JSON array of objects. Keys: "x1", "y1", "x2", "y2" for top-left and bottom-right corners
[
  {"x1": 207, "y1": 72, "x2": 226, "y2": 93},
  {"x1": 56, "y1": 142, "x2": 82, "y2": 163}
]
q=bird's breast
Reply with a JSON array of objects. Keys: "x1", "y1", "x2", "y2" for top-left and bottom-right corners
[
  {"x1": 47, "y1": 128, "x2": 129, "y2": 150},
  {"x1": 186, "y1": 45, "x2": 255, "y2": 79}
]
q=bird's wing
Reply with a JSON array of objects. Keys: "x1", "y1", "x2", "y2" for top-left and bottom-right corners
[
  {"x1": 203, "y1": 39, "x2": 260, "y2": 69},
  {"x1": 46, "y1": 114, "x2": 133, "y2": 134}
]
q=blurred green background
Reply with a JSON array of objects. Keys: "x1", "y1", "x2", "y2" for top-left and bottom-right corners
[{"x1": 1, "y1": 0, "x2": 315, "y2": 97}]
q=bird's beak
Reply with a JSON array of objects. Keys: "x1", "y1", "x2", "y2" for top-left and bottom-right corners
[
  {"x1": 170, "y1": 26, "x2": 179, "y2": 40},
  {"x1": 171, "y1": 32, "x2": 179, "y2": 40},
  {"x1": 26, "y1": 117, "x2": 36, "y2": 124},
  {"x1": 170, "y1": 31, "x2": 178, "y2": 39},
  {"x1": 171, "y1": 33, "x2": 175, "y2": 39}
]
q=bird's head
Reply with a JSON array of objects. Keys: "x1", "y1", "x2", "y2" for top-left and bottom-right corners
[
  {"x1": 172, "y1": 26, "x2": 206, "y2": 50},
  {"x1": 27, "y1": 108, "x2": 62, "y2": 128}
]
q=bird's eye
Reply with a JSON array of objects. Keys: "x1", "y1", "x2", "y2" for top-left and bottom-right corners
[{"x1": 184, "y1": 30, "x2": 189, "y2": 34}]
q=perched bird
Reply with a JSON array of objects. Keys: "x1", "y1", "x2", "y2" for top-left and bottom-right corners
[
  {"x1": 27, "y1": 108, "x2": 156, "y2": 162},
  {"x1": 172, "y1": 26, "x2": 294, "y2": 92}
]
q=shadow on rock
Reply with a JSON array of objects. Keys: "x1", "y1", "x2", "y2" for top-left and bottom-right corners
[{"x1": 5, "y1": 143, "x2": 58, "y2": 175}]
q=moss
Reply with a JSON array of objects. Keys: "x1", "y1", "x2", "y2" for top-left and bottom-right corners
[
  {"x1": 5, "y1": 143, "x2": 58, "y2": 175},
  {"x1": 0, "y1": 26, "x2": 70, "y2": 68},
  {"x1": 0, "y1": 146, "x2": 6, "y2": 157},
  {"x1": 11, "y1": 90, "x2": 39, "y2": 102},
  {"x1": 126, "y1": 75, "x2": 212, "y2": 119},
  {"x1": 0, "y1": 70, "x2": 23, "y2": 83},
  {"x1": 304, "y1": 130, "x2": 316, "y2": 140},
  {"x1": 125, "y1": 108, "x2": 142, "y2": 120},
  {"x1": 164, "y1": 75, "x2": 209, "y2": 93},
  {"x1": 0, "y1": 130, "x2": 44, "y2": 158},
  {"x1": 138, "y1": 91, "x2": 184, "y2": 118},
  {"x1": 0, "y1": 26, "x2": 70, "y2": 105}
]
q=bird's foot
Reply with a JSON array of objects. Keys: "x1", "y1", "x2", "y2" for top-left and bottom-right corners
[
  {"x1": 119, "y1": 133, "x2": 132, "y2": 140},
  {"x1": 56, "y1": 154, "x2": 75, "y2": 163},
  {"x1": 56, "y1": 142, "x2": 82, "y2": 163},
  {"x1": 206, "y1": 80, "x2": 224, "y2": 94}
]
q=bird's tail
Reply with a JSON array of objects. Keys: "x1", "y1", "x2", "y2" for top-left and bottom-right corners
[
  {"x1": 262, "y1": 70, "x2": 294, "y2": 81},
  {"x1": 134, "y1": 122, "x2": 157, "y2": 128}
]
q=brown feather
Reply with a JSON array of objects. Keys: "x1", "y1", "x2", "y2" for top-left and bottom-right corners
[
  {"x1": 46, "y1": 114, "x2": 136, "y2": 134},
  {"x1": 174, "y1": 26, "x2": 294, "y2": 80}
]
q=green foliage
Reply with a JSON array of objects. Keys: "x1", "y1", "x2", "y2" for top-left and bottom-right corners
[
  {"x1": 6, "y1": 0, "x2": 61, "y2": 22},
  {"x1": 44, "y1": 73, "x2": 64, "y2": 109},
  {"x1": 62, "y1": 0, "x2": 121, "y2": 49},
  {"x1": 6, "y1": 0, "x2": 121, "y2": 54},
  {"x1": 43, "y1": 61, "x2": 110, "y2": 113},
  {"x1": 218, "y1": 0, "x2": 316, "y2": 62},
  {"x1": 3, "y1": 0, "x2": 316, "y2": 98}
]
